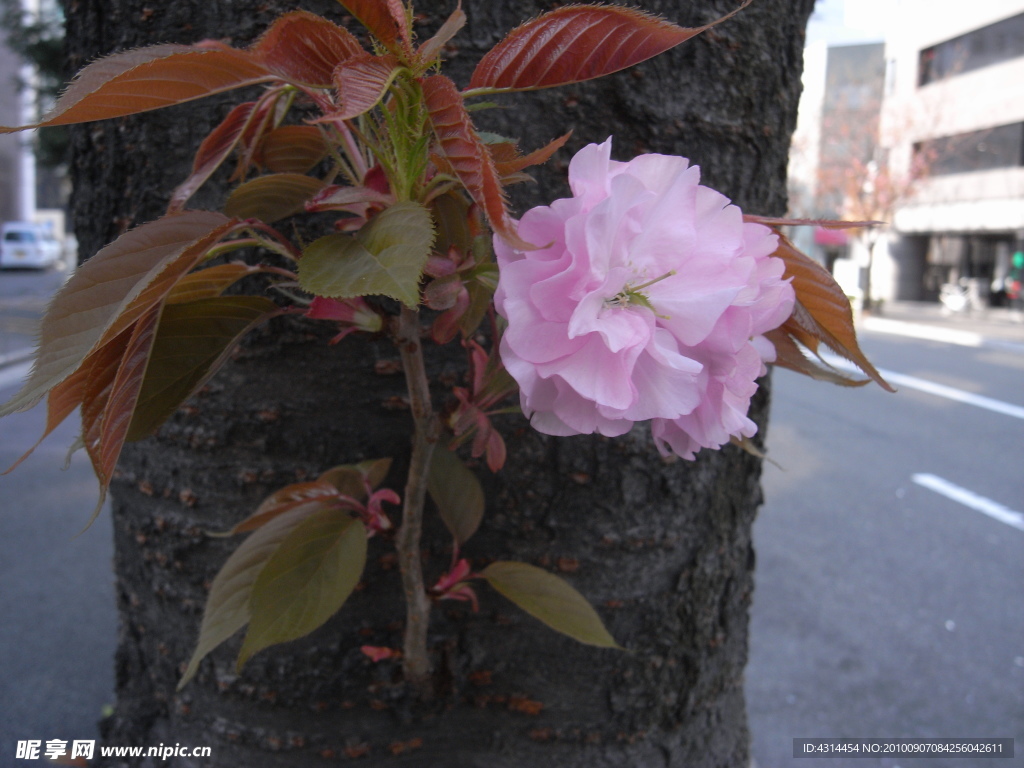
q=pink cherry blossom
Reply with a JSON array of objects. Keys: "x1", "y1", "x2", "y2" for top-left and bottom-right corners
[{"x1": 493, "y1": 138, "x2": 794, "y2": 459}]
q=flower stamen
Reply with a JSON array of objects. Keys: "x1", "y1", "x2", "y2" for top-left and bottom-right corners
[{"x1": 605, "y1": 270, "x2": 676, "y2": 318}]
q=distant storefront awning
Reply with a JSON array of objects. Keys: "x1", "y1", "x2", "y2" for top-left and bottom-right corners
[{"x1": 813, "y1": 227, "x2": 849, "y2": 247}]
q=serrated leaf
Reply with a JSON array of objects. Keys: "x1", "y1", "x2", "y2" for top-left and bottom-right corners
[
  {"x1": 126, "y1": 296, "x2": 279, "y2": 440},
  {"x1": 771, "y1": 232, "x2": 893, "y2": 392},
  {"x1": 91, "y1": 306, "x2": 162, "y2": 491},
  {"x1": 427, "y1": 446, "x2": 484, "y2": 545},
  {"x1": 298, "y1": 201, "x2": 434, "y2": 307},
  {"x1": 0, "y1": 212, "x2": 236, "y2": 419},
  {"x1": 216, "y1": 481, "x2": 344, "y2": 536},
  {"x1": 169, "y1": 100, "x2": 260, "y2": 212},
  {"x1": 336, "y1": 0, "x2": 407, "y2": 51},
  {"x1": 422, "y1": 75, "x2": 533, "y2": 250},
  {"x1": 481, "y1": 561, "x2": 619, "y2": 648},
  {"x1": 224, "y1": 173, "x2": 327, "y2": 223},
  {"x1": 493, "y1": 132, "x2": 571, "y2": 176},
  {"x1": 250, "y1": 10, "x2": 364, "y2": 87},
  {"x1": 416, "y1": 5, "x2": 466, "y2": 64},
  {"x1": 1, "y1": 46, "x2": 274, "y2": 133},
  {"x1": 258, "y1": 126, "x2": 328, "y2": 174},
  {"x1": 324, "y1": 53, "x2": 400, "y2": 120},
  {"x1": 178, "y1": 503, "x2": 325, "y2": 689},
  {"x1": 238, "y1": 510, "x2": 367, "y2": 669},
  {"x1": 468, "y1": 2, "x2": 751, "y2": 93}
]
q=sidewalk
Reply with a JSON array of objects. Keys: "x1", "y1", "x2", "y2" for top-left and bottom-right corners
[{"x1": 859, "y1": 300, "x2": 1024, "y2": 351}]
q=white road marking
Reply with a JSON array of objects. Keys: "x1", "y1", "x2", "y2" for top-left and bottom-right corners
[
  {"x1": 0, "y1": 361, "x2": 32, "y2": 393},
  {"x1": 822, "y1": 354, "x2": 1024, "y2": 421},
  {"x1": 912, "y1": 473, "x2": 1024, "y2": 532}
]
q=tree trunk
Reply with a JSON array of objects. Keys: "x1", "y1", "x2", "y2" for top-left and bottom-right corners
[{"x1": 65, "y1": 0, "x2": 813, "y2": 765}]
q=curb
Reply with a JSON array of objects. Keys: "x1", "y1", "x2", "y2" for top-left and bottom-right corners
[{"x1": 860, "y1": 317, "x2": 1024, "y2": 353}]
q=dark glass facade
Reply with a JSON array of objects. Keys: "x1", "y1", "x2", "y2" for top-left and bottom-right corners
[
  {"x1": 918, "y1": 12, "x2": 1024, "y2": 86},
  {"x1": 915, "y1": 122, "x2": 1024, "y2": 175}
]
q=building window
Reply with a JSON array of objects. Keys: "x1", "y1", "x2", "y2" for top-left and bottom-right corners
[
  {"x1": 918, "y1": 11, "x2": 1024, "y2": 86},
  {"x1": 915, "y1": 122, "x2": 1024, "y2": 175}
]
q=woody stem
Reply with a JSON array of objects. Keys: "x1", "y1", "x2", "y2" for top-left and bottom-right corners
[{"x1": 394, "y1": 306, "x2": 438, "y2": 697}]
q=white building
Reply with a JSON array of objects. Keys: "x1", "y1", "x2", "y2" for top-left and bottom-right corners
[
  {"x1": 878, "y1": 0, "x2": 1024, "y2": 304},
  {"x1": 0, "y1": 8, "x2": 36, "y2": 224}
]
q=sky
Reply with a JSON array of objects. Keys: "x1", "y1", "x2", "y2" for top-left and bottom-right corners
[{"x1": 804, "y1": 0, "x2": 891, "y2": 47}]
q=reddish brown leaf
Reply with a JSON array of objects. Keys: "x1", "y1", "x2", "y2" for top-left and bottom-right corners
[
  {"x1": 3, "y1": 350, "x2": 93, "y2": 474},
  {"x1": 250, "y1": 10, "x2": 364, "y2": 87},
  {"x1": 231, "y1": 95, "x2": 282, "y2": 182},
  {"x1": 764, "y1": 325, "x2": 869, "y2": 388},
  {"x1": 416, "y1": 4, "x2": 466, "y2": 64},
  {"x1": 772, "y1": 232, "x2": 893, "y2": 392},
  {"x1": 169, "y1": 100, "x2": 259, "y2": 212},
  {"x1": 97, "y1": 217, "x2": 243, "y2": 350},
  {"x1": 492, "y1": 132, "x2": 571, "y2": 176},
  {"x1": 744, "y1": 214, "x2": 881, "y2": 230},
  {"x1": 95, "y1": 306, "x2": 162, "y2": 489},
  {"x1": 2, "y1": 46, "x2": 274, "y2": 132},
  {"x1": 321, "y1": 53, "x2": 400, "y2": 120},
  {"x1": 0, "y1": 212, "x2": 237, "y2": 419},
  {"x1": 306, "y1": 184, "x2": 393, "y2": 213},
  {"x1": 258, "y1": 126, "x2": 328, "y2": 174},
  {"x1": 336, "y1": 0, "x2": 406, "y2": 51},
  {"x1": 422, "y1": 75, "x2": 533, "y2": 250},
  {"x1": 468, "y1": 2, "x2": 751, "y2": 92},
  {"x1": 75, "y1": 326, "x2": 139, "y2": 522}
]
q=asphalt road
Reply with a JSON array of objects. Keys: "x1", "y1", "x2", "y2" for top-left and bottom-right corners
[
  {"x1": 0, "y1": 269, "x2": 1021, "y2": 766},
  {"x1": 748, "y1": 330, "x2": 1024, "y2": 767},
  {"x1": 0, "y1": 267, "x2": 69, "y2": 361}
]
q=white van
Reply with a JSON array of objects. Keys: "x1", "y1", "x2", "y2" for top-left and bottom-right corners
[{"x1": 0, "y1": 222, "x2": 62, "y2": 269}]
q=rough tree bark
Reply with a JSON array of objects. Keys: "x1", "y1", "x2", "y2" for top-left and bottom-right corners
[{"x1": 65, "y1": 0, "x2": 814, "y2": 765}]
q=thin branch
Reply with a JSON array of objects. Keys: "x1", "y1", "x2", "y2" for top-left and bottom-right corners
[{"x1": 393, "y1": 306, "x2": 439, "y2": 697}]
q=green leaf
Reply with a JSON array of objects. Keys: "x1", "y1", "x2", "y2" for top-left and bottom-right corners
[
  {"x1": 318, "y1": 457, "x2": 393, "y2": 499},
  {"x1": 481, "y1": 561, "x2": 620, "y2": 648},
  {"x1": 428, "y1": 447, "x2": 484, "y2": 545},
  {"x1": 165, "y1": 263, "x2": 269, "y2": 304},
  {"x1": 298, "y1": 201, "x2": 434, "y2": 307},
  {"x1": 178, "y1": 503, "x2": 324, "y2": 689},
  {"x1": 223, "y1": 173, "x2": 327, "y2": 223},
  {"x1": 126, "y1": 296, "x2": 278, "y2": 441},
  {"x1": 238, "y1": 510, "x2": 367, "y2": 669},
  {"x1": 214, "y1": 481, "x2": 344, "y2": 537}
]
